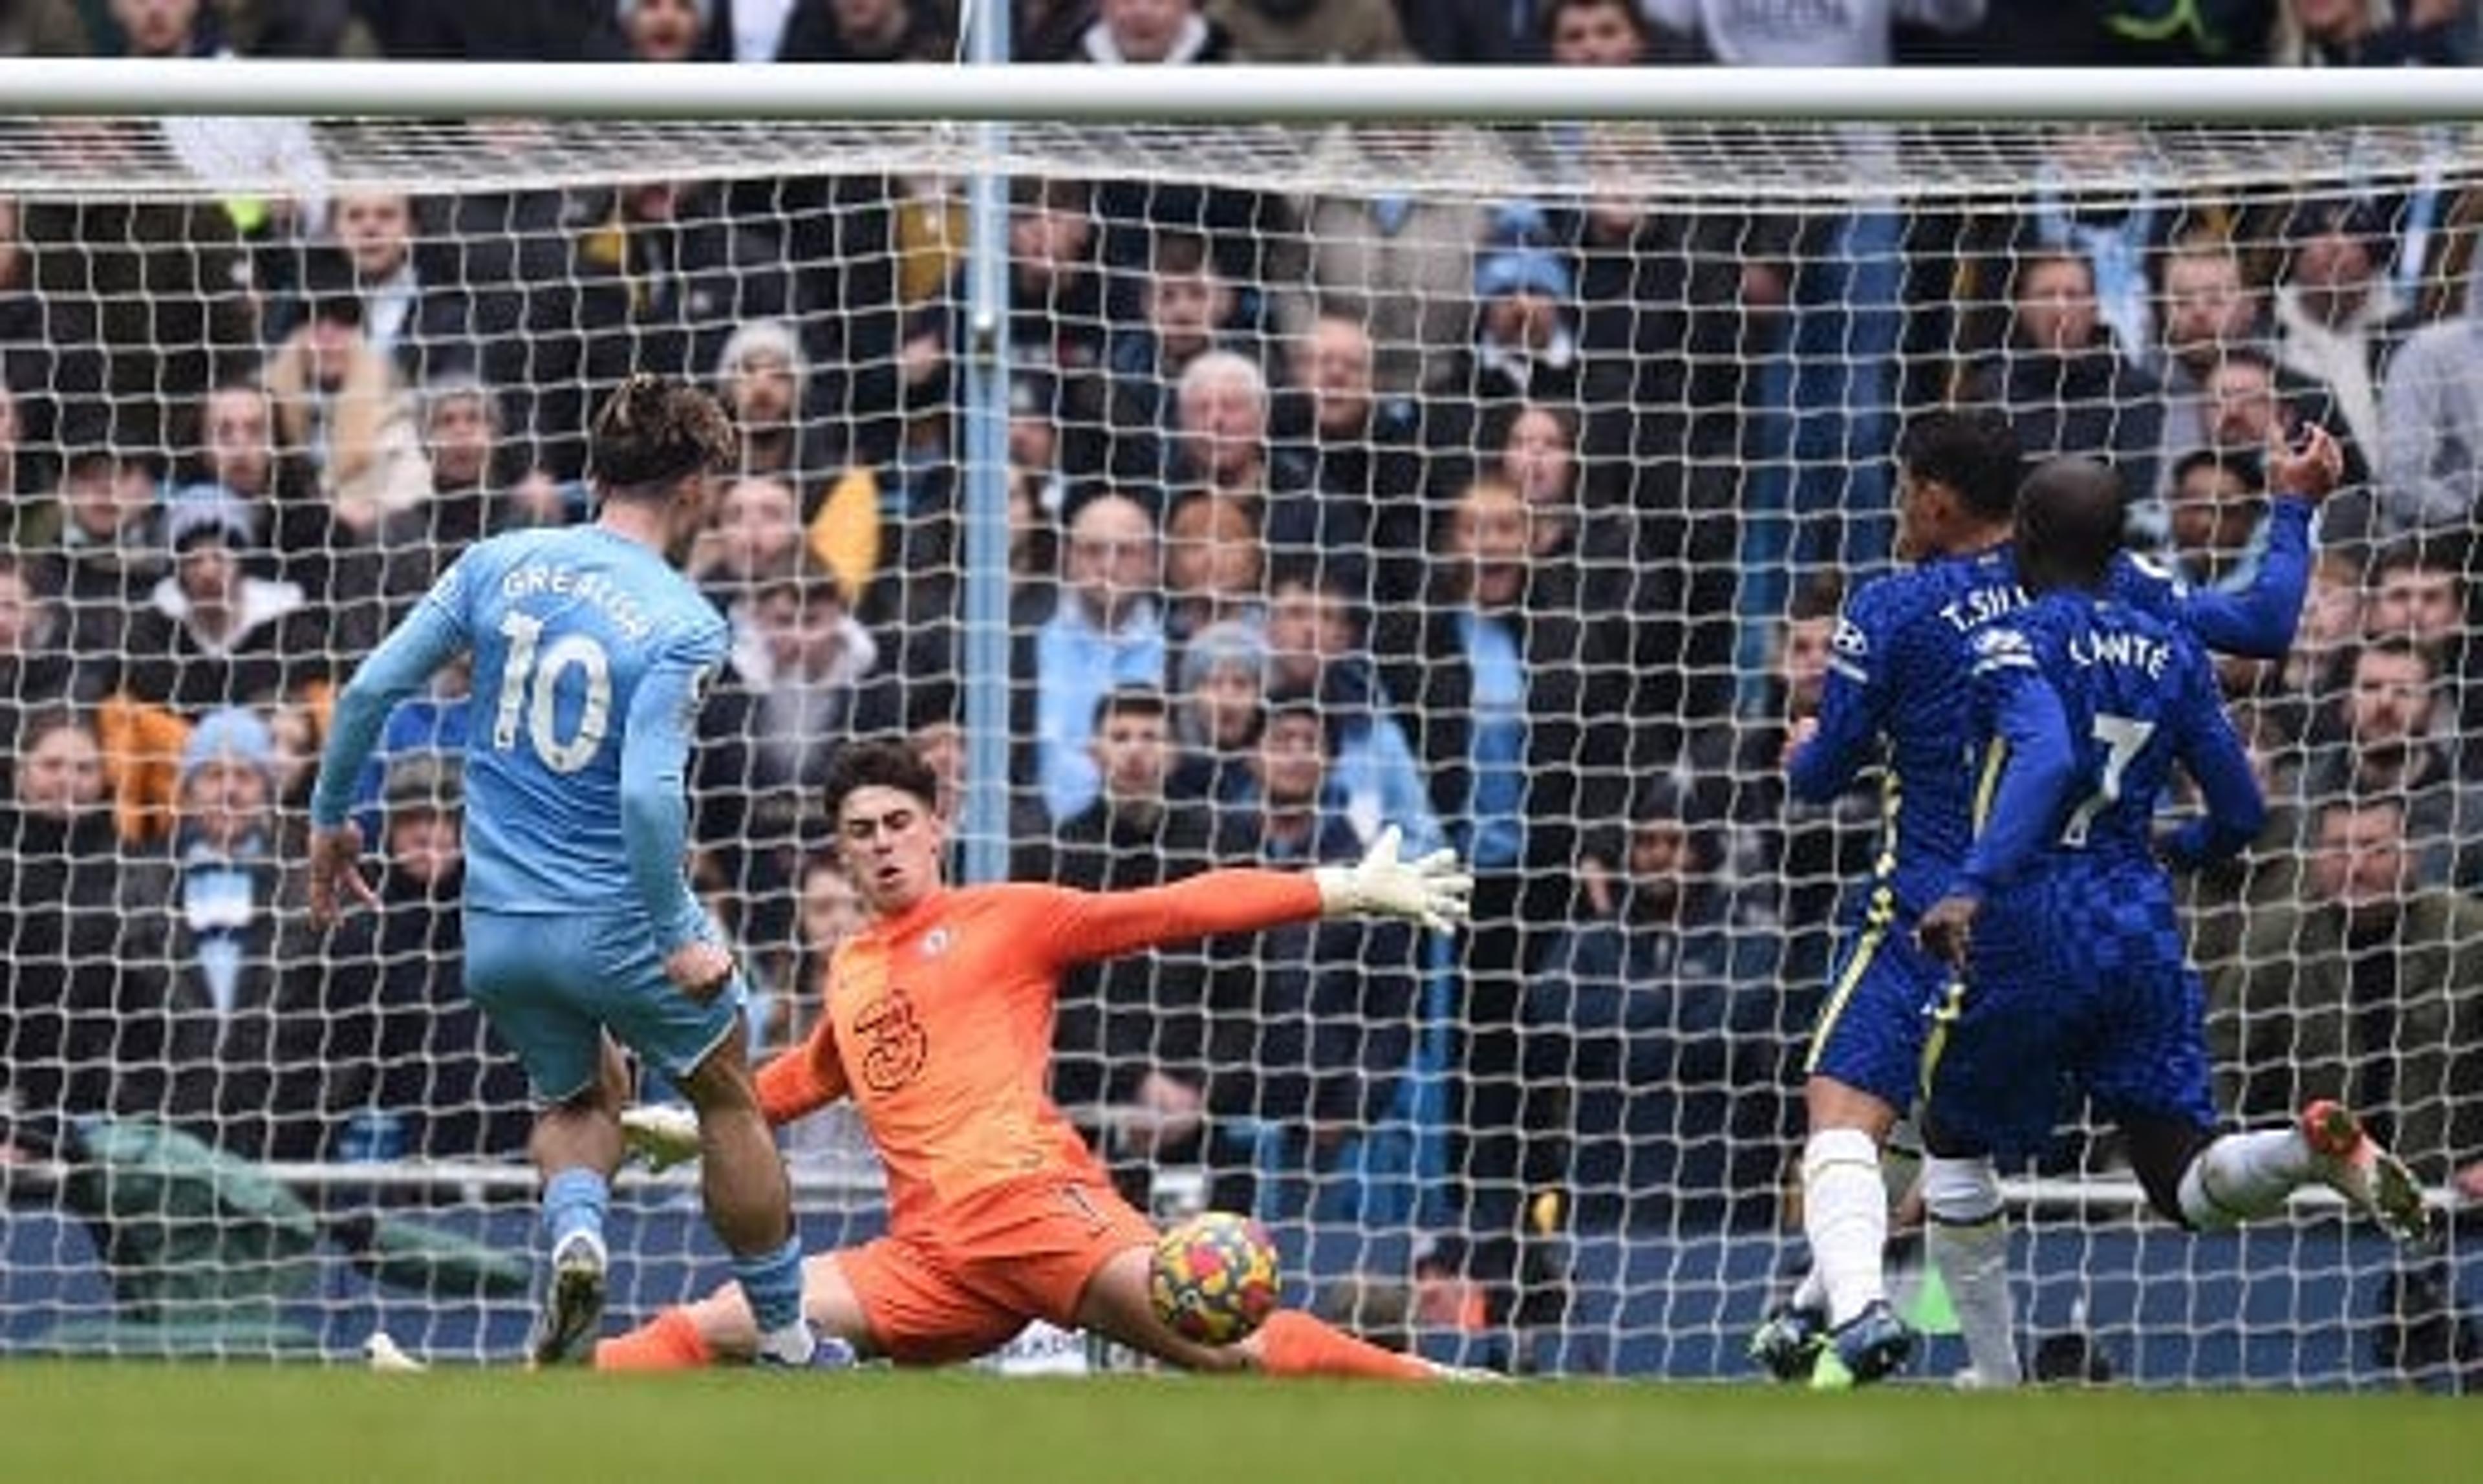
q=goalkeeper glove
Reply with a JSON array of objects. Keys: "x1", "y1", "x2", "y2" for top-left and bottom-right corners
[
  {"x1": 619, "y1": 1103, "x2": 702, "y2": 1172},
  {"x1": 1313, "y1": 825, "x2": 1474, "y2": 934}
]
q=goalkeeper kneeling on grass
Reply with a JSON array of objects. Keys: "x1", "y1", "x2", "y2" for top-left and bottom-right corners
[{"x1": 597, "y1": 738, "x2": 1478, "y2": 1379}]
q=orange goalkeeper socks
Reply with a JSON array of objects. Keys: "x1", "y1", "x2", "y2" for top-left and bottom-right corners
[
  {"x1": 1252, "y1": 1310, "x2": 1432, "y2": 1381},
  {"x1": 593, "y1": 1307, "x2": 712, "y2": 1370}
]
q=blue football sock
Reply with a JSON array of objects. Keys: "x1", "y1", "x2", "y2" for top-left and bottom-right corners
[
  {"x1": 733, "y1": 1235, "x2": 806, "y2": 1335},
  {"x1": 542, "y1": 1168, "x2": 610, "y2": 1250}
]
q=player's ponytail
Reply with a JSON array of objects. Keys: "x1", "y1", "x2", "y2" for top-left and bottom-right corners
[{"x1": 588, "y1": 373, "x2": 736, "y2": 496}]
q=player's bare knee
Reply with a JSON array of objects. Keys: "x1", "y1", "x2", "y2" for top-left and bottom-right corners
[
  {"x1": 1805, "y1": 1076, "x2": 1897, "y2": 1140},
  {"x1": 1922, "y1": 1154, "x2": 2005, "y2": 1227}
]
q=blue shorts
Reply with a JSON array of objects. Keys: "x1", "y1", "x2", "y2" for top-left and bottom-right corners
[
  {"x1": 1804, "y1": 894, "x2": 1953, "y2": 1114},
  {"x1": 463, "y1": 908, "x2": 748, "y2": 1102},
  {"x1": 1924, "y1": 870, "x2": 2216, "y2": 1163}
]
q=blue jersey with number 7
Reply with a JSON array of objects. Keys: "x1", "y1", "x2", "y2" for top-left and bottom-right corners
[
  {"x1": 308, "y1": 524, "x2": 726, "y2": 954},
  {"x1": 1952, "y1": 593, "x2": 2264, "y2": 896}
]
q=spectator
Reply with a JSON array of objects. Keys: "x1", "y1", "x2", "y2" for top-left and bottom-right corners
[
  {"x1": 292, "y1": 750, "x2": 532, "y2": 1162},
  {"x1": 1261, "y1": 561, "x2": 1443, "y2": 854},
  {"x1": 1274, "y1": 133, "x2": 1507, "y2": 399},
  {"x1": 1167, "y1": 618, "x2": 1268, "y2": 812},
  {"x1": 1270, "y1": 314, "x2": 1435, "y2": 601},
  {"x1": 715, "y1": 319, "x2": 836, "y2": 493},
  {"x1": 1697, "y1": 573, "x2": 1877, "y2": 996},
  {"x1": 727, "y1": 551, "x2": 879, "y2": 796},
  {"x1": 619, "y1": 0, "x2": 715, "y2": 61},
  {"x1": 261, "y1": 250, "x2": 434, "y2": 535},
  {"x1": 23, "y1": 175, "x2": 257, "y2": 419},
  {"x1": 695, "y1": 549, "x2": 881, "y2": 956},
  {"x1": 1205, "y1": 694, "x2": 1419, "y2": 1217},
  {"x1": 96, "y1": 705, "x2": 318, "y2": 1157},
  {"x1": 357, "y1": 0, "x2": 627, "y2": 59},
  {"x1": 2195, "y1": 346, "x2": 2367, "y2": 533},
  {"x1": 1964, "y1": 248, "x2": 2165, "y2": 508},
  {"x1": 1168, "y1": 353, "x2": 1320, "y2": 563},
  {"x1": 1027, "y1": 685, "x2": 1218, "y2": 1207},
  {"x1": 1207, "y1": 0, "x2": 1406, "y2": 61},
  {"x1": 905, "y1": 179, "x2": 1112, "y2": 485},
  {"x1": 186, "y1": 379, "x2": 376, "y2": 629},
  {"x1": 346, "y1": 655, "x2": 473, "y2": 844},
  {"x1": 1375, "y1": 475, "x2": 1628, "y2": 1229},
  {"x1": 1520, "y1": 782, "x2": 1779, "y2": 1228},
  {"x1": 1395, "y1": 0, "x2": 1540, "y2": 61},
  {"x1": 901, "y1": 687, "x2": 1055, "y2": 877},
  {"x1": 1457, "y1": 242, "x2": 1582, "y2": 413},
  {"x1": 539, "y1": 178, "x2": 790, "y2": 473},
  {"x1": 1078, "y1": 0, "x2": 1234, "y2": 63},
  {"x1": 2301, "y1": 634, "x2": 2483, "y2": 891},
  {"x1": 2151, "y1": 232, "x2": 2361, "y2": 512},
  {"x1": 2362, "y1": 533, "x2": 2483, "y2": 733},
  {"x1": 1034, "y1": 492, "x2": 1168, "y2": 823},
  {"x1": 2213, "y1": 795, "x2": 2483, "y2": 1200},
  {"x1": 687, "y1": 473, "x2": 806, "y2": 612},
  {"x1": 1105, "y1": 230, "x2": 1249, "y2": 493},
  {"x1": 1642, "y1": 0, "x2": 1987, "y2": 570},
  {"x1": 0, "y1": 193, "x2": 105, "y2": 468},
  {"x1": 1161, "y1": 487, "x2": 1266, "y2": 652},
  {"x1": 378, "y1": 374, "x2": 538, "y2": 629},
  {"x1": 34, "y1": 418, "x2": 165, "y2": 640},
  {"x1": 1487, "y1": 396, "x2": 1731, "y2": 773},
  {"x1": 108, "y1": 1, "x2": 332, "y2": 241},
  {"x1": 0, "y1": 708, "x2": 124, "y2": 1123},
  {"x1": 2165, "y1": 447, "x2": 2276, "y2": 596},
  {"x1": 779, "y1": 0, "x2": 954, "y2": 60},
  {"x1": 2273, "y1": 0, "x2": 2467, "y2": 64},
  {"x1": 318, "y1": 190, "x2": 486, "y2": 385},
  {"x1": 0, "y1": 555, "x2": 101, "y2": 755},
  {"x1": 1648, "y1": 0, "x2": 1988, "y2": 59},
  {"x1": 2023, "y1": 127, "x2": 2169, "y2": 371},
  {"x1": 118, "y1": 490, "x2": 318, "y2": 718},
  {"x1": 2271, "y1": 197, "x2": 2406, "y2": 462},
  {"x1": 2374, "y1": 253, "x2": 2483, "y2": 537}
]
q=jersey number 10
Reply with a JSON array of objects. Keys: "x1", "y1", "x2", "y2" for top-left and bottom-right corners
[{"x1": 493, "y1": 611, "x2": 614, "y2": 773}]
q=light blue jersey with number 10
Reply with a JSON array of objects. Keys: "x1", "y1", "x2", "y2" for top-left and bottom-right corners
[{"x1": 309, "y1": 524, "x2": 726, "y2": 955}]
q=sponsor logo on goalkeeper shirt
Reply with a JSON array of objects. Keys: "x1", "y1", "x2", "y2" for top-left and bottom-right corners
[{"x1": 854, "y1": 986, "x2": 929, "y2": 1092}]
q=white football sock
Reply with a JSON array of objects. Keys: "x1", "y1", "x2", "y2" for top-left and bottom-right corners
[
  {"x1": 1922, "y1": 1156, "x2": 2018, "y2": 1390},
  {"x1": 1784, "y1": 1122, "x2": 1922, "y2": 1318},
  {"x1": 1803, "y1": 1128, "x2": 1888, "y2": 1328},
  {"x1": 1790, "y1": 1264, "x2": 1829, "y2": 1316},
  {"x1": 2178, "y1": 1128, "x2": 2314, "y2": 1231}
]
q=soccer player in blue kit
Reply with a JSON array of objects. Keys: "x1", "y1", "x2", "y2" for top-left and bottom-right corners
[
  {"x1": 305, "y1": 375, "x2": 819, "y2": 1368},
  {"x1": 1763, "y1": 410, "x2": 2341, "y2": 1389},
  {"x1": 1913, "y1": 455, "x2": 2431, "y2": 1332}
]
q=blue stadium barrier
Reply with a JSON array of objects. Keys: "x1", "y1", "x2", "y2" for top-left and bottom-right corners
[{"x1": 8, "y1": 1198, "x2": 2468, "y2": 1386}]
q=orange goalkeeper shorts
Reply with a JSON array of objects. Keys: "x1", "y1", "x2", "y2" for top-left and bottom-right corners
[{"x1": 833, "y1": 1172, "x2": 1157, "y2": 1366}]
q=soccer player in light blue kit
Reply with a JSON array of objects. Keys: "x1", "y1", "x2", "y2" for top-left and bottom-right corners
[
  {"x1": 1914, "y1": 456, "x2": 2430, "y2": 1304},
  {"x1": 305, "y1": 375, "x2": 818, "y2": 1367},
  {"x1": 1764, "y1": 410, "x2": 2339, "y2": 1389}
]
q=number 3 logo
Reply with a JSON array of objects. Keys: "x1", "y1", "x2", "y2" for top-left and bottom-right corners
[{"x1": 493, "y1": 611, "x2": 613, "y2": 773}]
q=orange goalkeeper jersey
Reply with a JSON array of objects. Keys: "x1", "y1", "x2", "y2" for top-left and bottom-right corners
[{"x1": 755, "y1": 870, "x2": 1324, "y2": 1231}]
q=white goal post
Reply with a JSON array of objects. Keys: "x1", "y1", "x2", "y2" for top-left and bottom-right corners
[{"x1": 0, "y1": 58, "x2": 2475, "y2": 1386}]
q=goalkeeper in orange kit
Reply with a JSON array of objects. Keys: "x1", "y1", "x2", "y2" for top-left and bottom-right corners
[{"x1": 596, "y1": 738, "x2": 1477, "y2": 1379}]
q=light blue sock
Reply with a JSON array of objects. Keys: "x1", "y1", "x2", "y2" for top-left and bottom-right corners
[
  {"x1": 542, "y1": 1168, "x2": 610, "y2": 1250},
  {"x1": 734, "y1": 1234, "x2": 806, "y2": 1335}
]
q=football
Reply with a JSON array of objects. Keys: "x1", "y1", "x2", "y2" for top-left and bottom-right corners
[{"x1": 1148, "y1": 1210, "x2": 1281, "y2": 1346}]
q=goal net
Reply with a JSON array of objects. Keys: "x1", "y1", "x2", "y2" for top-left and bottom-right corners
[{"x1": 0, "y1": 76, "x2": 2477, "y2": 1387}]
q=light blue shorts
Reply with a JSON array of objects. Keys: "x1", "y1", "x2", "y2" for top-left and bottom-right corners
[{"x1": 463, "y1": 908, "x2": 747, "y2": 1102}]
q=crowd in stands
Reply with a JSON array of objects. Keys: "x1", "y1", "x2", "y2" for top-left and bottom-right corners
[{"x1": 2, "y1": 3, "x2": 2482, "y2": 1337}]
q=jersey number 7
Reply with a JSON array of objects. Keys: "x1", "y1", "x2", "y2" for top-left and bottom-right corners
[{"x1": 2059, "y1": 713, "x2": 2155, "y2": 849}]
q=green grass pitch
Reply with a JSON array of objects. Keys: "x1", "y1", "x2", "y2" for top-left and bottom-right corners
[{"x1": 0, "y1": 1364, "x2": 2469, "y2": 1484}]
